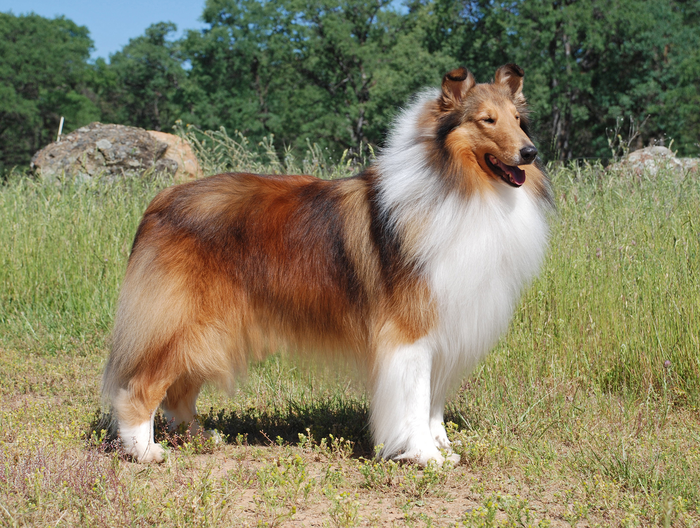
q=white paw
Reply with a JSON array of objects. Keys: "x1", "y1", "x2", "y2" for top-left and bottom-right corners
[
  {"x1": 203, "y1": 429, "x2": 223, "y2": 444},
  {"x1": 119, "y1": 419, "x2": 166, "y2": 463},
  {"x1": 395, "y1": 446, "x2": 445, "y2": 467},
  {"x1": 394, "y1": 446, "x2": 460, "y2": 467},
  {"x1": 139, "y1": 443, "x2": 166, "y2": 463},
  {"x1": 443, "y1": 452, "x2": 461, "y2": 465},
  {"x1": 122, "y1": 440, "x2": 166, "y2": 463}
]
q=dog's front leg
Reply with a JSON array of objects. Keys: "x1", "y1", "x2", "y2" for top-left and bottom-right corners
[
  {"x1": 369, "y1": 339, "x2": 445, "y2": 466},
  {"x1": 428, "y1": 358, "x2": 461, "y2": 464}
]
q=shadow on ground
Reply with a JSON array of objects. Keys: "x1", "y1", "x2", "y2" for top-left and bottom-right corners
[{"x1": 87, "y1": 398, "x2": 373, "y2": 457}]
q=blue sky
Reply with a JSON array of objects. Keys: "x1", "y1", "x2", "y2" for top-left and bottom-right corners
[{"x1": 0, "y1": 0, "x2": 208, "y2": 60}]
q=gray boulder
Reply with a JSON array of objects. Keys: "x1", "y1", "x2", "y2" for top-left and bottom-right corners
[
  {"x1": 31, "y1": 122, "x2": 180, "y2": 181},
  {"x1": 617, "y1": 146, "x2": 699, "y2": 176}
]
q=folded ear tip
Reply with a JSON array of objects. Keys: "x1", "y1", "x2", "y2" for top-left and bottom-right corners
[
  {"x1": 445, "y1": 66, "x2": 470, "y2": 82},
  {"x1": 504, "y1": 63, "x2": 524, "y2": 77}
]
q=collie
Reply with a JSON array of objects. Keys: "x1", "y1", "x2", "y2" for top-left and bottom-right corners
[{"x1": 103, "y1": 64, "x2": 552, "y2": 464}]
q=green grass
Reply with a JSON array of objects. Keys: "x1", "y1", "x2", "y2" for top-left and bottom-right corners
[
  {"x1": 508, "y1": 162, "x2": 700, "y2": 402},
  {"x1": 0, "y1": 173, "x2": 165, "y2": 355},
  {"x1": 1, "y1": 139, "x2": 699, "y2": 526}
]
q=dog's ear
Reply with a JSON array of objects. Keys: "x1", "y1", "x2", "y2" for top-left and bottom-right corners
[
  {"x1": 494, "y1": 64, "x2": 525, "y2": 104},
  {"x1": 440, "y1": 67, "x2": 475, "y2": 111}
]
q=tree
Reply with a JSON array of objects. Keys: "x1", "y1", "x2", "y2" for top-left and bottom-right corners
[
  {"x1": 662, "y1": 49, "x2": 700, "y2": 156},
  {"x1": 288, "y1": 0, "x2": 453, "y2": 152},
  {"x1": 655, "y1": 1, "x2": 700, "y2": 156},
  {"x1": 183, "y1": 0, "x2": 452, "y2": 157},
  {"x1": 181, "y1": 0, "x2": 302, "y2": 144},
  {"x1": 0, "y1": 12, "x2": 99, "y2": 171},
  {"x1": 97, "y1": 22, "x2": 189, "y2": 131},
  {"x1": 416, "y1": 0, "x2": 700, "y2": 160}
]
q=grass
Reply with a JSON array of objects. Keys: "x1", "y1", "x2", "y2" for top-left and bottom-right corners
[{"x1": 0, "y1": 133, "x2": 699, "y2": 526}]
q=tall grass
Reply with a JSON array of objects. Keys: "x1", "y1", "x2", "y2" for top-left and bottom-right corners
[
  {"x1": 175, "y1": 122, "x2": 369, "y2": 179},
  {"x1": 500, "y1": 163, "x2": 700, "y2": 402},
  {"x1": 0, "y1": 173, "x2": 170, "y2": 354},
  {"x1": 0, "y1": 138, "x2": 698, "y2": 405}
]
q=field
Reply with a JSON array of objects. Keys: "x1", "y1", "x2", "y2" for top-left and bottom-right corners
[{"x1": 1, "y1": 135, "x2": 699, "y2": 527}]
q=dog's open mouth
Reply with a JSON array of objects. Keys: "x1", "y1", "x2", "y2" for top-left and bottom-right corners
[{"x1": 486, "y1": 154, "x2": 526, "y2": 187}]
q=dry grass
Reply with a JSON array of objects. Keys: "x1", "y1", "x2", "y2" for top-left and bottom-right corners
[{"x1": 2, "y1": 348, "x2": 699, "y2": 527}]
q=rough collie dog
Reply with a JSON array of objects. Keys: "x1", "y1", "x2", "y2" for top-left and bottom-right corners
[{"x1": 103, "y1": 64, "x2": 552, "y2": 465}]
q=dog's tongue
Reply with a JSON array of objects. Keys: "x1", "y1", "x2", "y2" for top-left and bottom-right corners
[
  {"x1": 504, "y1": 164, "x2": 526, "y2": 186},
  {"x1": 492, "y1": 156, "x2": 526, "y2": 186}
]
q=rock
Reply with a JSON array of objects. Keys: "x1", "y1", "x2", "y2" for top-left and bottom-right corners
[
  {"x1": 147, "y1": 130, "x2": 202, "y2": 181},
  {"x1": 30, "y1": 122, "x2": 201, "y2": 182},
  {"x1": 615, "y1": 146, "x2": 699, "y2": 176},
  {"x1": 678, "y1": 158, "x2": 700, "y2": 172}
]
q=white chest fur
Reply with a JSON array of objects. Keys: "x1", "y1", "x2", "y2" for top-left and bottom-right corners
[{"x1": 422, "y1": 185, "x2": 549, "y2": 370}]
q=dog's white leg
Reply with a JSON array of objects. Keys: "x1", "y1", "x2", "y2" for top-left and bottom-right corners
[
  {"x1": 371, "y1": 340, "x2": 444, "y2": 466},
  {"x1": 114, "y1": 388, "x2": 165, "y2": 463},
  {"x1": 427, "y1": 357, "x2": 461, "y2": 464},
  {"x1": 118, "y1": 406, "x2": 165, "y2": 463}
]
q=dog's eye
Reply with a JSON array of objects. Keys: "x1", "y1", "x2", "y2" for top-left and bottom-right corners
[
  {"x1": 515, "y1": 114, "x2": 520, "y2": 121},
  {"x1": 483, "y1": 117, "x2": 495, "y2": 124}
]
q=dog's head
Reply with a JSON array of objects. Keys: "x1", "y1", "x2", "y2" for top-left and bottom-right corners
[{"x1": 433, "y1": 64, "x2": 537, "y2": 190}]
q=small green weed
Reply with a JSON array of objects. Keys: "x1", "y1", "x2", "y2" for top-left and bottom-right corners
[
  {"x1": 324, "y1": 488, "x2": 361, "y2": 528},
  {"x1": 459, "y1": 494, "x2": 550, "y2": 527},
  {"x1": 255, "y1": 453, "x2": 315, "y2": 524}
]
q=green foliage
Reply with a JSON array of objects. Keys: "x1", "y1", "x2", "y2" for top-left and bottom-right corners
[
  {"x1": 180, "y1": 0, "x2": 451, "y2": 159},
  {"x1": 180, "y1": 0, "x2": 302, "y2": 143},
  {"x1": 513, "y1": 163, "x2": 700, "y2": 400},
  {"x1": 658, "y1": 24, "x2": 700, "y2": 155},
  {"x1": 96, "y1": 22, "x2": 190, "y2": 132},
  {"x1": 458, "y1": 493, "x2": 551, "y2": 527},
  {"x1": 255, "y1": 453, "x2": 315, "y2": 523},
  {"x1": 283, "y1": 0, "x2": 452, "y2": 153},
  {"x1": 175, "y1": 122, "x2": 370, "y2": 179},
  {"x1": 2, "y1": 2, "x2": 700, "y2": 169},
  {"x1": 0, "y1": 170, "x2": 171, "y2": 353},
  {"x1": 0, "y1": 12, "x2": 100, "y2": 172},
  {"x1": 358, "y1": 455, "x2": 450, "y2": 500},
  {"x1": 324, "y1": 488, "x2": 361, "y2": 528}
]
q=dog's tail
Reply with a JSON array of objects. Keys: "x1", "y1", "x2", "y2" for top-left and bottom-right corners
[{"x1": 101, "y1": 240, "x2": 196, "y2": 419}]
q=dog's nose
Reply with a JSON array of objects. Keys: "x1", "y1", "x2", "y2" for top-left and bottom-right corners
[{"x1": 520, "y1": 146, "x2": 538, "y2": 164}]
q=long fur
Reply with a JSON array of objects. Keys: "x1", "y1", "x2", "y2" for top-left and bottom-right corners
[{"x1": 103, "y1": 64, "x2": 552, "y2": 464}]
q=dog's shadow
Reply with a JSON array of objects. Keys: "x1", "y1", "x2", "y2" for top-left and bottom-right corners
[{"x1": 87, "y1": 398, "x2": 374, "y2": 458}]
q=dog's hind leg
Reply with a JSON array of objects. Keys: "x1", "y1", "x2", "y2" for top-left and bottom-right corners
[
  {"x1": 113, "y1": 370, "x2": 177, "y2": 463},
  {"x1": 161, "y1": 375, "x2": 204, "y2": 434}
]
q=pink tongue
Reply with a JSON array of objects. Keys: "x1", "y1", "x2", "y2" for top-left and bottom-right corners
[
  {"x1": 505, "y1": 164, "x2": 526, "y2": 185},
  {"x1": 495, "y1": 158, "x2": 526, "y2": 186}
]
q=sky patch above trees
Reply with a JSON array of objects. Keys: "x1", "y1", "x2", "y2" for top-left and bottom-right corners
[{"x1": 0, "y1": 0, "x2": 207, "y2": 59}]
